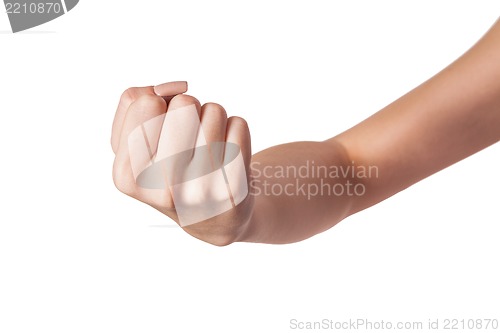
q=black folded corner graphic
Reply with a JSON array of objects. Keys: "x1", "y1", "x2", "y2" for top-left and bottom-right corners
[{"x1": 4, "y1": 0, "x2": 79, "y2": 33}]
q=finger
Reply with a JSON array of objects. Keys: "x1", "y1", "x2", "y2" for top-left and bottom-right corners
[
  {"x1": 113, "y1": 94, "x2": 167, "y2": 198},
  {"x1": 155, "y1": 94, "x2": 202, "y2": 163},
  {"x1": 159, "y1": 97, "x2": 233, "y2": 228},
  {"x1": 165, "y1": 93, "x2": 200, "y2": 113},
  {"x1": 111, "y1": 81, "x2": 188, "y2": 154},
  {"x1": 224, "y1": 117, "x2": 252, "y2": 206},
  {"x1": 111, "y1": 86, "x2": 155, "y2": 154},
  {"x1": 116, "y1": 94, "x2": 202, "y2": 212},
  {"x1": 200, "y1": 103, "x2": 228, "y2": 164},
  {"x1": 225, "y1": 117, "x2": 251, "y2": 167},
  {"x1": 151, "y1": 94, "x2": 210, "y2": 221}
]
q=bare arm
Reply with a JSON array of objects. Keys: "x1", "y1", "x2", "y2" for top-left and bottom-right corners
[
  {"x1": 240, "y1": 19, "x2": 500, "y2": 244},
  {"x1": 113, "y1": 20, "x2": 500, "y2": 246}
]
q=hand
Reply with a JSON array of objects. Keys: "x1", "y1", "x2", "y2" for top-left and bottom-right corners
[{"x1": 111, "y1": 82, "x2": 253, "y2": 246}]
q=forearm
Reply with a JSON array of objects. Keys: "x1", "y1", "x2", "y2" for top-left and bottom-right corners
[
  {"x1": 239, "y1": 20, "x2": 500, "y2": 244},
  {"x1": 333, "y1": 19, "x2": 500, "y2": 216},
  {"x1": 240, "y1": 140, "x2": 354, "y2": 244}
]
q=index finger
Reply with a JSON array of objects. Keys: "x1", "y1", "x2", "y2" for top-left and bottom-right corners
[{"x1": 111, "y1": 81, "x2": 188, "y2": 153}]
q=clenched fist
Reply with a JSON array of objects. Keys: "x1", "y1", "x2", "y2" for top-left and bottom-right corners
[{"x1": 111, "y1": 82, "x2": 254, "y2": 246}]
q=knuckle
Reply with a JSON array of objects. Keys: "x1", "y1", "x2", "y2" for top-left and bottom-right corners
[
  {"x1": 168, "y1": 94, "x2": 200, "y2": 109},
  {"x1": 130, "y1": 94, "x2": 166, "y2": 116},
  {"x1": 112, "y1": 164, "x2": 136, "y2": 196},
  {"x1": 203, "y1": 102, "x2": 227, "y2": 115},
  {"x1": 203, "y1": 102, "x2": 226, "y2": 112},
  {"x1": 120, "y1": 87, "x2": 138, "y2": 105},
  {"x1": 228, "y1": 116, "x2": 249, "y2": 129},
  {"x1": 134, "y1": 94, "x2": 166, "y2": 109}
]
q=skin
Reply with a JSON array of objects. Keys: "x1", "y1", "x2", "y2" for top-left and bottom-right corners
[
  {"x1": 112, "y1": 20, "x2": 500, "y2": 246},
  {"x1": 112, "y1": 83, "x2": 253, "y2": 245}
]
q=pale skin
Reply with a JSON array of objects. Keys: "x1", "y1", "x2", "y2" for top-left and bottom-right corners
[{"x1": 112, "y1": 20, "x2": 500, "y2": 246}]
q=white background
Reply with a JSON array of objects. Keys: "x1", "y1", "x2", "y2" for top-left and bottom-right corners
[{"x1": 1, "y1": 1, "x2": 499, "y2": 332}]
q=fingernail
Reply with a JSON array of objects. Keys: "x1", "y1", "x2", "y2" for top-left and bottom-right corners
[{"x1": 154, "y1": 81, "x2": 188, "y2": 97}]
